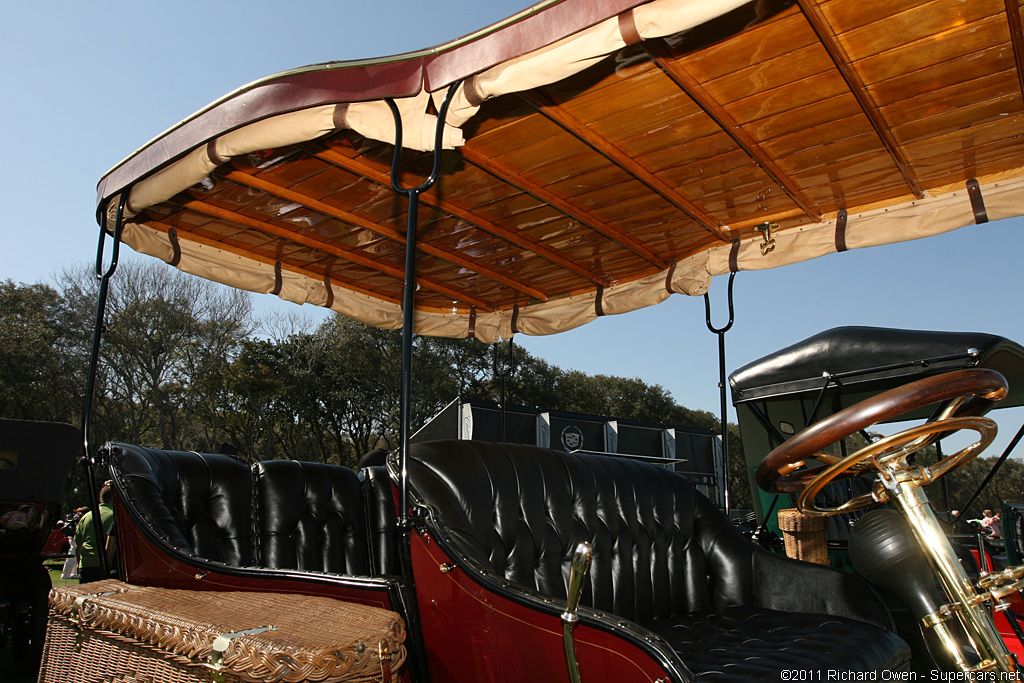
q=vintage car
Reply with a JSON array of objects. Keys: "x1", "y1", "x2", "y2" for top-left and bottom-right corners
[
  {"x1": 47, "y1": 0, "x2": 1024, "y2": 680},
  {"x1": 0, "y1": 420, "x2": 77, "y2": 675},
  {"x1": 731, "y1": 326, "x2": 1024, "y2": 666}
]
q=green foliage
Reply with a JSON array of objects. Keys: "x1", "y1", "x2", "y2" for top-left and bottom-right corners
[
  {"x1": 14, "y1": 263, "x2": 1024, "y2": 522},
  {"x1": 0, "y1": 262, "x2": 863, "y2": 515},
  {"x1": 0, "y1": 280, "x2": 86, "y2": 423},
  {"x1": 929, "y1": 454, "x2": 1024, "y2": 514}
]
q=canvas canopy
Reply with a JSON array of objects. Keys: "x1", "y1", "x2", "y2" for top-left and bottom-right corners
[{"x1": 97, "y1": 0, "x2": 1024, "y2": 342}]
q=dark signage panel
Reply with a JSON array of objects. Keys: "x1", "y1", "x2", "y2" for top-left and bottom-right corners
[
  {"x1": 675, "y1": 431, "x2": 716, "y2": 474},
  {"x1": 549, "y1": 416, "x2": 605, "y2": 453},
  {"x1": 616, "y1": 424, "x2": 664, "y2": 458},
  {"x1": 470, "y1": 406, "x2": 538, "y2": 444},
  {"x1": 414, "y1": 401, "x2": 718, "y2": 493}
]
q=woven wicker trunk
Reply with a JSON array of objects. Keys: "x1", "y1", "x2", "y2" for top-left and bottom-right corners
[{"x1": 39, "y1": 579, "x2": 406, "y2": 683}]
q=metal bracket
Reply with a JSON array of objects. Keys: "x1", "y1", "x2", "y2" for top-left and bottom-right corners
[
  {"x1": 703, "y1": 272, "x2": 737, "y2": 516},
  {"x1": 493, "y1": 338, "x2": 516, "y2": 441},
  {"x1": 81, "y1": 191, "x2": 129, "y2": 580},
  {"x1": 206, "y1": 625, "x2": 277, "y2": 680},
  {"x1": 386, "y1": 78, "x2": 464, "y2": 531},
  {"x1": 755, "y1": 222, "x2": 778, "y2": 256}
]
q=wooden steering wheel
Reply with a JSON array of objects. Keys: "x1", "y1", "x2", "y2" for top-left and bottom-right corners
[{"x1": 755, "y1": 368, "x2": 1008, "y2": 516}]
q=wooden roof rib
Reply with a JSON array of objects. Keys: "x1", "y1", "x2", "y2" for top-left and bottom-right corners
[
  {"x1": 179, "y1": 197, "x2": 493, "y2": 310},
  {"x1": 97, "y1": 0, "x2": 1024, "y2": 342},
  {"x1": 222, "y1": 167, "x2": 550, "y2": 302},
  {"x1": 519, "y1": 90, "x2": 731, "y2": 244},
  {"x1": 142, "y1": 216, "x2": 407, "y2": 307},
  {"x1": 642, "y1": 41, "x2": 824, "y2": 223},
  {"x1": 796, "y1": 0, "x2": 925, "y2": 199},
  {"x1": 310, "y1": 145, "x2": 604, "y2": 288}
]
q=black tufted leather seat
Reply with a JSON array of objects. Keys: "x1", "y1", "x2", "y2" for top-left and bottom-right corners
[
  {"x1": 360, "y1": 465, "x2": 402, "y2": 577},
  {"x1": 111, "y1": 445, "x2": 255, "y2": 566},
  {"x1": 405, "y1": 440, "x2": 911, "y2": 681},
  {"x1": 253, "y1": 459, "x2": 369, "y2": 575},
  {"x1": 815, "y1": 476, "x2": 878, "y2": 542},
  {"x1": 109, "y1": 444, "x2": 398, "y2": 577}
]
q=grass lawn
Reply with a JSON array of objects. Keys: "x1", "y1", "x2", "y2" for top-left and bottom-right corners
[{"x1": 1, "y1": 563, "x2": 78, "y2": 683}]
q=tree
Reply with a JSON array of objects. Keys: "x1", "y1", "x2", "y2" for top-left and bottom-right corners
[
  {"x1": 0, "y1": 269, "x2": 757, "y2": 513},
  {"x1": 56, "y1": 261, "x2": 253, "y2": 451},
  {"x1": 0, "y1": 279, "x2": 89, "y2": 426},
  {"x1": 933, "y1": 454, "x2": 1024, "y2": 515}
]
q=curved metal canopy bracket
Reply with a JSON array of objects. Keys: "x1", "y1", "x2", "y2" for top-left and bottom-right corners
[
  {"x1": 385, "y1": 79, "x2": 463, "y2": 530},
  {"x1": 703, "y1": 271, "x2": 737, "y2": 516},
  {"x1": 81, "y1": 191, "x2": 128, "y2": 579}
]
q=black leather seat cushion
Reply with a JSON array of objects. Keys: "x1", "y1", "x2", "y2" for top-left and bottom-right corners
[
  {"x1": 646, "y1": 607, "x2": 909, "y2": 681},
  {"x1": 110, "y1": 445, "x2": 254, "y2": 566},
  {"x1": 360, "y1": 465, "x2": 401, "y2": 576},
  {"x1": 814, "y1": 476, "x2": 878, "y2": 542},
  {"x1": 111, "y1": 444, "x2": 398, "y2": 579},
  {"x1": 407, "y1": 440, "x2": 910, "y2": 678},
  {"x1": 254, "y1": 460, "x2": 369, "y2": 575}
]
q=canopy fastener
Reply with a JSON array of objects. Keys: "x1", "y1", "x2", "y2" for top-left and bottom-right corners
[{"x1": 755, "y1": 222, "x2": 778, "y2": 256}]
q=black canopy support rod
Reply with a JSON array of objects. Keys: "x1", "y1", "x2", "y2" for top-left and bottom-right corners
[
  {"x1": 81, "y1": 193, "x2": 127, "y2": 579},
  {"x1": 704, "y1": 271, "x2": 736, "y2": 517},
  {"x1": 385, "y1": 80, "x2": 462, "y2": 683},
  {"x1": 386, "y1": 78, "x2": 462, "y2": 531}
]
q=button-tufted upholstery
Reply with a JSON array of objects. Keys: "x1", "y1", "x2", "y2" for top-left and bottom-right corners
[
  {"x1": 405, "y1": 440, "x2": 911, "y2": 680},
  {"x1": 815, "y1": 476, "x2": 878, "y2": 542},
  {"x1": 253, "y1": 459, "x2": 369, "y2": 575},
  {"x1": 109, "y1": 444, "x2": 399, "y2": 577},
  {"x1": 110, "y1": 445, "x2": 255, "y2": 566},
  {"x1": 361, "y1": 465, "x2": 402, "y2": 577}
]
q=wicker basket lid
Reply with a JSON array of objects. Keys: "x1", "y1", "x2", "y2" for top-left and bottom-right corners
[{"x1": 49, "y1": 579, "x2": 406, "y2": 683}]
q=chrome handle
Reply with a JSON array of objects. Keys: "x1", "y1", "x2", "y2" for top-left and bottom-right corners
[
  {"x1": 562, "y1": 542, "x2": 592, "y2": 622},
  {"x1": 562, "y1": 542, "x2": 592, "y2": 683}
]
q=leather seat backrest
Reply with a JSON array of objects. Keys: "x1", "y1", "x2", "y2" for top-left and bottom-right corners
[
  {"x1": 254, "y1": 460, "x2": 369, "y2": 575},
  {"x1": 110, "y1": 444, "x2": 254, "y2": 565},
  {"x1": 361, "y1": 465, "x2": 401, "y2": 576},
  {"x1": 407, "y1": 440, "x2": 754, "y2": 623}
]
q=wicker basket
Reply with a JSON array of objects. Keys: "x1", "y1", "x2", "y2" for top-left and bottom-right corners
[
  {"x1": 39, "y1": 580, "x2": 406, "y2": 683},
  {"x1": 776, "y1": 508, "x2": 830, "y2": 566}
]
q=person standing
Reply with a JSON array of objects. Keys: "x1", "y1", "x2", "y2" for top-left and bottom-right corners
[{"x1": 74, "y1": 484, "x2": 114, "y2": 582}]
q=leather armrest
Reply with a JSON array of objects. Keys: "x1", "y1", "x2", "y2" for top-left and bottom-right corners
[{"x1": 751, "y1": 548, "x2": 895, "y2": 631}]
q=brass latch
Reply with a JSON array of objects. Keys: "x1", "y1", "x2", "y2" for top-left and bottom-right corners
[
  {"x1": 755, "y1": 222, "x2": 778, "y2": 256},
  {"x1": 206, "y1": 625, "x2": 277, "y2": 682},
  {"x1": 379, "y1": 639, "x2": 393, "y2": 681}
]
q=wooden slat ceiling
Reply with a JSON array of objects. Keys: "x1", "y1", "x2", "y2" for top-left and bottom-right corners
[{"x1": 126, "y1": 0, "x2": 1024, "y2": 317}]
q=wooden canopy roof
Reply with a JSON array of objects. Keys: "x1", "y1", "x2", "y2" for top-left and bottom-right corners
[{"x1": 97, "y1": 0, "x2": 1024, "y2": 342}]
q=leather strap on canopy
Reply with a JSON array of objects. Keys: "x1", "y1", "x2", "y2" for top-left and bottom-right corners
[
  {"x1": 967, "y1": 179, "x2": 988, "y2": 224},
  {"x1": 167, "y1": 228, "x2": 182, "y2": 267},
  {"x1": 835, "y1": 209, "x2": 849, "y2": 253}
]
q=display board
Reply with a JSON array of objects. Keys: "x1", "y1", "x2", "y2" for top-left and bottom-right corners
[{"x1": 413, "y1": 399, "x2": 721, "y2": 501}]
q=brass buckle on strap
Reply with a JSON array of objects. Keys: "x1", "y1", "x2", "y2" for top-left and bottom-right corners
[{"x1": 379, "y1": 639, "x2": 392, "y2": 682}]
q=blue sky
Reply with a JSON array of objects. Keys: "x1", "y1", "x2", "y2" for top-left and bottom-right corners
[{"x1": 4, "y1": 1, "x2": 1024, "y2": 457}]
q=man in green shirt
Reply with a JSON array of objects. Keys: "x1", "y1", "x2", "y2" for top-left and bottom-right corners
[{"x1": 74, "y1": 484, "x2": 114, "y2": 583}]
